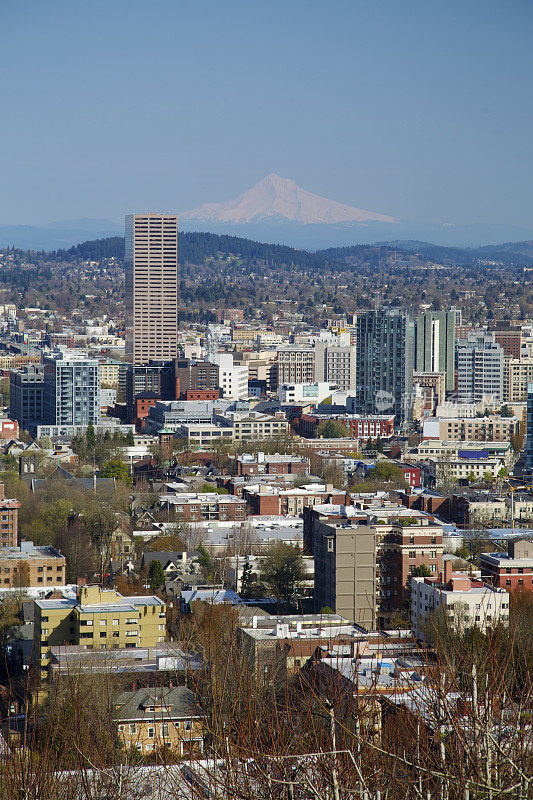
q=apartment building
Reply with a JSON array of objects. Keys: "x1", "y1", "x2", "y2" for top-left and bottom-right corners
[
  {"x1": 411, "y1": 562, "x2": 509, "y2": 639},
  {"x1": 503, "y1": 357, "x2": 533, "y2": 403},
  {"x1": 527, "y1": 383, "x2": 533, "y2": 477},
  {"x1": 243, "y1": 484, "x2": 346, "y2": 516},
  {"x1": 114, "y1": 686, "x2": 204, "y2": 756},
  {"x1": 428, "y1": 415, "x2": 519, "y2": 442},
  {"x1": 305, "y1": 501, "x2": 443, "y2": 619},
  {"x1": 315, "y1": 340, "x2": 357, "y2": 391},
  {"x1": 158, "y1": 491, "x2": 246, "y2": 522},
  {"x1": 0, "y1": 542, "x2": 65, "y2": 588},
  {"x1": 276, "y1": 346, "x2": 316, "y2": 385},
  {"x1": 216, "y1": 410, "x2": 289, "y2": 442},
  {"x1": 236, "y1": 613, "x2": 355, "y2": 683},
  {"x1": 299, "y1": 412, "x2": 394, "y2": 440},
  {"x1": 456, "y1": 333, "x2": 503, "y2": 403},
  {"x1": 355, "y1": 309, "x2": 414, "y2": 425},
  {"x1": 313, "y1": 521, "x2": 377, "y2": 629},
  {"x1": 490, "y1": 326, "x2": 522, "y2": 358},
  {"x1": 210, "y1": 354, "x2": 248, "y2": 400},
  {"x1": 9, "y1": 364, "x2": 45, "y2": 430},
  {"x1": 0, "y1": 482, "x2": 21, "y2": 548},
  {"x1": 125, "y1": 213, "x2": 179, "y2": 365},
  {"x1": 34, "y1": 586, "x2": 166, "y2": 680},
  {"x1": 480, "y1": 538, "x2": 533, "y2": 592},
  {"x1": 234, "y1": 351, "x2": 278, "y2": 391},
  {"x1": 233, "y1": 452, "x2": 309, "y2": 477},
  {"x1": 414, "y1": 310, "x2": 456, "y2": 392},
  {"x1": 413, "y1": 372, "x2": 446, "y2": 411},
  {"x1": 42, "y1": 350, "x2": 100, "y2": 429}
]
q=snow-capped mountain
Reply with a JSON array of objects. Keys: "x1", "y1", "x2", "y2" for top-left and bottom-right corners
[{"x1": 184, "y1": 173, "x2": 396, "y2": 225}]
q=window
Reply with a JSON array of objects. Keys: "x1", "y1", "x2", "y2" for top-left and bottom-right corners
[
  {"x1": 113, "y1": 619, "x2": 119, "y2": 625},
  {"x1": 184, "y1": 720, "x2": 192, "y2": 732},
  {"x1": 129, "y1": 724, "x2": 136, "y2": 735},
  {"x1": 148, "y1": 727, "x2": 154, "y2": 738},
  {"x1": 409, "y1": 551, "x2": 416, "y2": 559},
  {"x1": 100, "y1": 619, "x2": 107, "y2": 626},
  {"x1": 118, "y1": 724, "x2": 125, "y2": 732},
  {"x1": 161, "y1": 722, "x2": 169, "y2": 737},
  {"x1": 327, "y1": 539, "x2": 334, "y2": 552}
]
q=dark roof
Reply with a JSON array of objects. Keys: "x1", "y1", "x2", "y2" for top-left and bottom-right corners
[
  {"x1": 135, "y1": 391, "x2": 160, "y2": 400},
  {"x1": 113, "y1": 686, "x2": 201, "y2": 722}
]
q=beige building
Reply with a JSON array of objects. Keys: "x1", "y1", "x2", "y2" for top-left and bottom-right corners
[
  {"x1": 125, "y1": 213, "x2": 179, "y2": 365},
  {"x1": 435, "y1": 416, "x2": 519, "y2": 442},
  {"x1": 313, "y1": 521, "x2": 377, "y2": 629},
  {"x1": 0, "y1": 542, "x2": 65, "y2": 588},
  {"x1": 34, "y1": 586, "x2": 166, "y2": 680},
  {"x1": 503, "y1": 357, "x2": 533, "y2": 403},
  {"x1": 114, "y1": 686, "x2": 204, "y2": 756},
  {"x1": 276, "y1": 347, "x2": 316, "y2": 385}
]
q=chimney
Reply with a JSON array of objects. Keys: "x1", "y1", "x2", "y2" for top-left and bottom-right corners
[
  {"x1": 443, "y1": 559, "x2": 452, "y2": 587},
  {"x1": 344, "y1": 491, "x2": 351, "y2": 507}
]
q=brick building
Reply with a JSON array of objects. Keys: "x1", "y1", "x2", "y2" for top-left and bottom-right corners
[
  {"x1": 0, "y1": 483, "x2": 21, "y2": 548},
  {"x1": 480, "y1": 538, "x2": 533, "y2": 592},
  {"x1": 0, "y1": 542, "x2": 65, "y2": 588},
  {"x1": 299, "y1": 413, "x2": 394, "y2": 440},
  {"x1": 158, "y1": 492, "x2": 246, "y2": 523},
  {"x1": 243, "y1": 484, "x2": 346, "y2": 517}
]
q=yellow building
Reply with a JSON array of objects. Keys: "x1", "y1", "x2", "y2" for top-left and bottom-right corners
[
  {"x1": 114, "y1": 686, "x2": 204, "y2": 756},
  {"x1": 34, "y1": 585, "x2": 166, "y2": 680}
]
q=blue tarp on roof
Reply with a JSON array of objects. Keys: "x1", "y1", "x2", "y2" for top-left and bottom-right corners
[{"x1": 458, "y1": 449, "x2": 489, "y2": 460}]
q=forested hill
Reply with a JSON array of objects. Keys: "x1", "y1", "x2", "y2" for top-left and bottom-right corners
[{"x1": 47, "y1": 232, "x2": 345, "y2": 271}]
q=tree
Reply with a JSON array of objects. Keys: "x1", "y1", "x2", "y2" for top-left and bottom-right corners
[
  {"x1": 240, "y1": 561, "x2": 263, "y2": 600},
  {"x1": 317, "y1": 419, "x2": 350, "y2": 439},
  {"x1": 126, "y1": 429, "x2": 135, "y2": 446},
  {"x1": 499, "y1": 404, "x2": 513, "y2": 418},
  {"x1": 370, "y1": 461, "x2": 405, "y2": 484},
  {"x1": 411, "y1": 564, "x2": 432, "y2": 578},
  {"x1": 510, "y1": 426, "x2": 525, "y2": 454},
  {"x1": 374, "y1": 435, "x2": 384, "y2": 453},
  {"x1": 259, "y1": 542, "x2": 306, "y2": 605},
  {"x1": 197, "y1": 543, "x2": 214, "y2": 580},
  {"x1": 148, "y1": 559, "x2": 165, "y2": 591},
  {"x1": 86, "y1": 421, "x2": 96, "y2": 449},
  {"x1": 99, "y1": 459, "x2": 132, "y2": 484}
]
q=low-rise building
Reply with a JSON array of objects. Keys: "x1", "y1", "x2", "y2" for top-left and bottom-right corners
[
  {"x1": 243, "y1": 483, "x2": 346, "y2": 516},
  {"x1": 34, "y1": 586, "x2": 166, "y2": 680},
  {"x1": 480, "y1": 538, "x2": 533, "y2": 592},
  {"x1": 114, "y1": 686, "x2": 204, "y2": 756},
  {"x1": 0, "y1": 541, "x2": 65, "y2": 588},
  {"x1": 299, "y1": 413, "x2": 394, "y2": 440},
  {"x1": 411, "y1": 562, "x2": 509, "y2": 638},
  {"x1": 423, "y1": 415, "x2": 519, "y2": 442},
  {"x1": 233, "y1": 451, "x2": 309, "y2": 477},
  {"x1": 158, "y1": 492, "x2": 246, "y2": 523}
]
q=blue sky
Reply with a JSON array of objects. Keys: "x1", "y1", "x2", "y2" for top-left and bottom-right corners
[{"x1": 0, "y1": 0, "x2": 531, "y2": 226}]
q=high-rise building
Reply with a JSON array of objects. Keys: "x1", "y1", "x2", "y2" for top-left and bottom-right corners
[
  {"x1": 313, "y1": 521, "x2": 377, "y2": 629},
  {"x1": 355, "y1": 309, "x2": 414, "y2": 425},
  {"x1": 276, "y1": 346, "x2": 316, "y2": 386},
  {"x1": 456, "y1": 333, "x2": 503, "y2": 403},
  {"x1": 526, "y1": 383, "x2": 533, "y2": 477},
  {"x1": 9, "y1": 364, "x2": 45, "y2": 430},
  {"x1": 502, "y1": 357, "x2": 533, "y2": 403},
  {"x1": 315, "y1": 340, "x2": 357, "y2": 391},
  {"x1": 414, "y1": 310, "x2": 456, "y2": 393},
  {"x1": 43, "y1": 350, "x2": 100, "y2": 428},
  {"x1": 125, "y1": 213, "x2": 179, "y2": 365}
]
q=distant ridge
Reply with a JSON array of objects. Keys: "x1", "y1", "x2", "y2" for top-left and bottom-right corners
[{"x1": 184, "y1": 173, "x2": 396, "y2": 225}]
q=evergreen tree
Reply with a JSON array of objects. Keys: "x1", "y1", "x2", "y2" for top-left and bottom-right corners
[
  {"x1": 126, "y1": 429, "x2": 135, "y2": 446},
  {"x1": 148, "y1": 559, "x2": 165, "y2": 591},
  {"x1": 86, "y1": 421, "x2": 96, "y2": 449}
]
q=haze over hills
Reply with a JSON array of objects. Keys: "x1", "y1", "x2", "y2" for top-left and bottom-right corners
[
  {"x1": 183, "y1": 173, "x2": 396, "y2": 225},
  {"x1": 1, "y1": 175, "x2": 533, "y2": 250}
]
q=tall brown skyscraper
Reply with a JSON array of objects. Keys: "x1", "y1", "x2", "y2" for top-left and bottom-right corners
[{"x1": 125, "y1": 213, "x2": 179, "y2": 365}]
